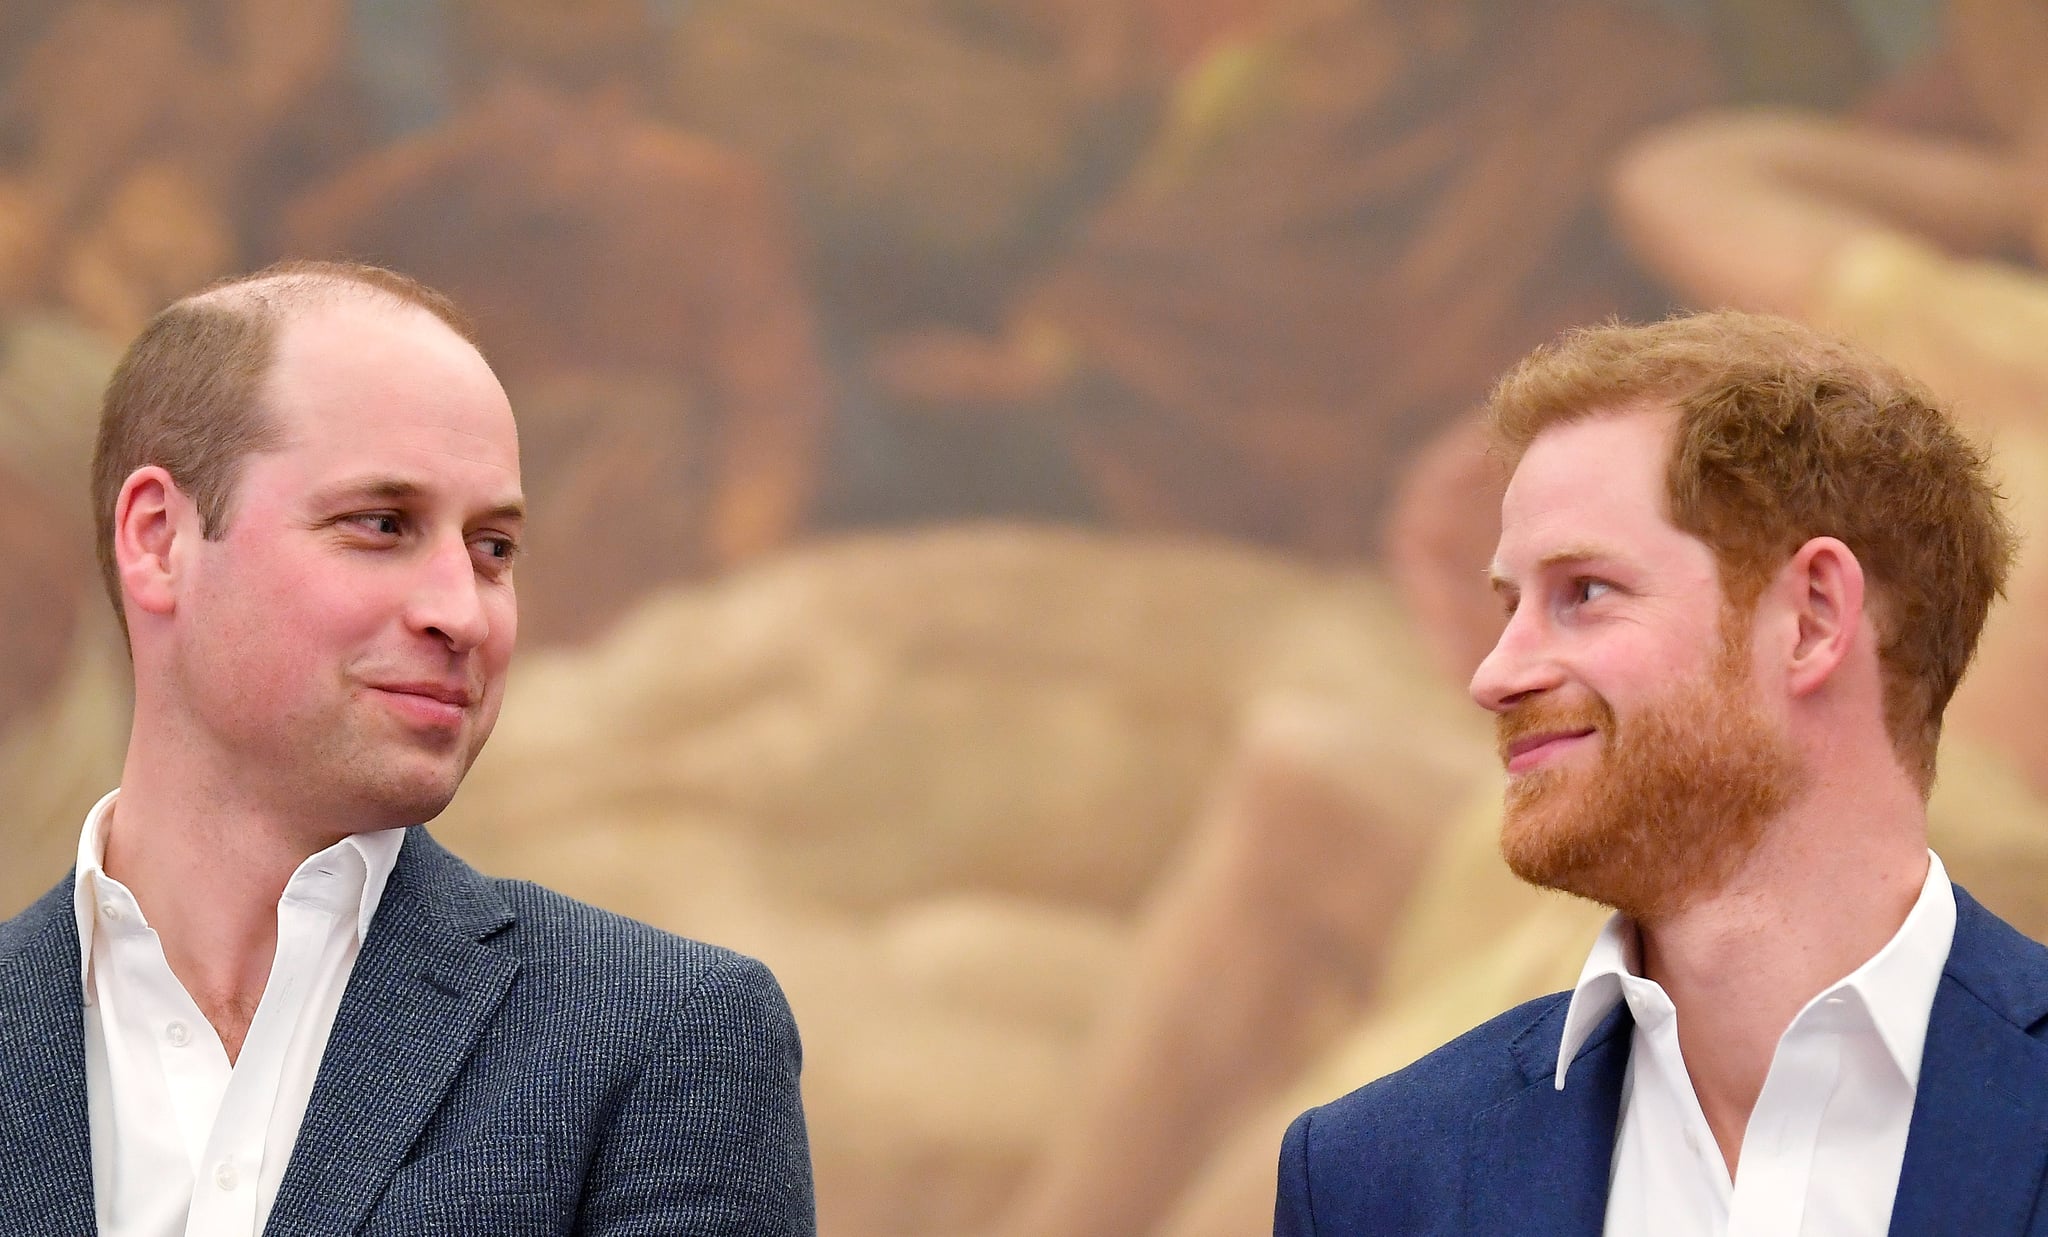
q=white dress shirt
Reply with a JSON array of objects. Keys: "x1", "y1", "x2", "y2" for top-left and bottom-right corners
[
  {"x1": 73, "y1": 789, "x2": 404, "y2": 1237},
  {"x1": 1555, "y1": 851, "x2": 1956, "y2": 1237}
]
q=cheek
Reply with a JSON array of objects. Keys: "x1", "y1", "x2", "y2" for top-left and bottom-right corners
[
  {"x1": 1597, "y1": 634, "x2": 1712, "y2": 700},
  {"x1": 295, "y1": 581, "x2": 399, "y2": 650},
  {"x1": 187, "y1": 537, "x2": 398, "y2": 686},
  {"x1": 1576, "y1": 635, "x2": 1709, "y2": 707},
  {"x1": 182, "y1": 594, "x2": 331, "y2": 721},
  {"x1": 483, "y1": 592, "x2": 518, "y2": 669},
  {"x1": 193, "y1": 551, "x2": 310, "y2": 654}
]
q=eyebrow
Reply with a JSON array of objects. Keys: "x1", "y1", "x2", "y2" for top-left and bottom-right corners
[
  {"x1": 316, "y1": 477, "x2": 526, "y2": 525},
  {"x1": 1486, "y1": 545, "x2": 1616, "y2": 595}
]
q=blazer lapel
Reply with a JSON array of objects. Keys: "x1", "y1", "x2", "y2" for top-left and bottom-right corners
[
  {"x1": 1889, "y1": 887, "x2": 2048, "y2": 1236},
  {"x1": 0, "y1": 878, "x2": 98, "y2": 1234},
  {"x1": 1465, "y1": 1000, "x2": 1629, "y2": 1235},
  {"x1": 263, "y1": 829, "x2": 520, "y2": 1236}
]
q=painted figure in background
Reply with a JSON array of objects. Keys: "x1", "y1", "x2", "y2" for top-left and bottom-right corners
[
  {"x1": 0, "y1": 1, "x2": 837, "y2": 652},
  {"x1": 1029, "y1": 25, "x2": 2048, "y2": 1216},
  {"x1": 9, "y1": 4, "x2": 2047, "y2": 1236},
  {"x1": 665, "y1": 0, "x2": 1165, "y2": 340},
  {"x1": 1280, "y1": 312, "x2": 2048, "y2": 1234},
  {"x1": 866, "y1": 0, "x2": 1718, "y2": 551},
  {"x1": 1606, "y1": 0, "x2": 2048, "y2": 801},
  {"x1": 415, "y1": 522, "x2": 1483, "y2": 1237},
  {"x1": 0, "y1": 261, "x2": 813, "y2": 1234},
  {"x1": 0, "y1": 0, "x2": 357, "y2": 336}
]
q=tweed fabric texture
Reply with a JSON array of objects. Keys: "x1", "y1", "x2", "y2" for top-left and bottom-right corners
[
  {"x1": 1274, "y1": 885, "x2": 2048, "y2": 1236},
  {"x1": 0, "y1": 827, "x2": 814, "y2": 1236},
  {"x1": 0, "y1": 884, "x2": 98, "y2": 1234}
]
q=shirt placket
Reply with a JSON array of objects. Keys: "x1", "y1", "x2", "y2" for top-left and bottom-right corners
[
  {"x1": 107, "y1": 887, "x2": 233, "y2": 1154},
  {"x1": 96, "y1": 899, "x2": 221, "y2": 1229},
  {"x1": 1725, "y1": 1015, "x2": 1838, "y2": 1237},
  {"x1": 189, "y1": 887, "x2": 348, "y2": 1236},
  {"x1": 1616, "y1": 976, "x2": 1731, "y2": 1236}
]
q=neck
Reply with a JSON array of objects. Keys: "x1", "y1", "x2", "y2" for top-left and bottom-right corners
[
  {"x1": 101, "y1": 730, "x2": 352, "y2": 1060},
  {"x1": 1633, "y1": 763, "x2": 1930, "y2": 1176}
]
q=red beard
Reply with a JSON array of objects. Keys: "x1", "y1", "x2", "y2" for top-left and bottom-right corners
[{"x1": 1495, "y1": 628, "x2": 1805, "y2": 924}]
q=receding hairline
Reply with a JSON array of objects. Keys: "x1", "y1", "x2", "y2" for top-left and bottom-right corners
[
  {"x1": 176, "y1": 266, "x2": 480, "y2": 347},
  {"x1": 90, "y1": 260, "x2": 488, "y2": 638},
  {"x1": 180, "y1": 265, "x2": 495, "y2": 444}
]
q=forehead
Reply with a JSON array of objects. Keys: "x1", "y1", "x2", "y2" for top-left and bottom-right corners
[
  {"x1": 1493, "y1": 407, "x2": 1692, "y2": 576},
  {"x1": 256, "y1": 300, "x2": 521, "y2": 492}
]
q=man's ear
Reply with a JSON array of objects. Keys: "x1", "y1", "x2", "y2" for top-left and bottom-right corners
[
  {"x1": 1780, "y1": 535, "x2": 1865, "y2": 698},
  {"x1": 113, "y1": 466, "x2": 195, "y2": 620}
]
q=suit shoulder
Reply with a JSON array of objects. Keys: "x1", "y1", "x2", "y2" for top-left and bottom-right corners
[
  {"x1": 1944, "y1": 883, "x2": 2048, "y2": 1034},
  {"x1": 0, "y1": 875, "x2": 74, "y2": 959},
  {"x1": 1298, "y1": 990, "x2": 1570, "y2": 1147},
  {"x1": 1276, "y1": 993, "x2": 1572, "y2": 1231},
  {"x1": 484, "y1": 877, "x2": 787, "y2": 1021},
  {"x1": 490, "y1": 877, "x2": 760, "y2": 973}
]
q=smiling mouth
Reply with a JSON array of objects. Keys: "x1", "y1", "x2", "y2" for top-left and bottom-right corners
[
  {"x1": 1503, "y1": 728, "x2": 1597, "y2": 774},
  {"x1": 372, "y1": 680, "x2": 473, "y2": 707},
  {"x1": 368, "y1": 684, "x2": 473, "y2": 730}
]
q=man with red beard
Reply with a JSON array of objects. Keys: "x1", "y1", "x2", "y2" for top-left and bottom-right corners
[{"x1": 1275, "y1": 311, "x2": 2048, "y2": 1235}]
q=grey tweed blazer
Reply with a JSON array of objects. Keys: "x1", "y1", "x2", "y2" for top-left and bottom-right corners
[{"x1": 0, "y1": 827, "x2": 815, "y2": 1235}]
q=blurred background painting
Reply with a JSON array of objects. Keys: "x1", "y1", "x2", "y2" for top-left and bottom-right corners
[{"x1": 15, "y1": 1, "x2": 2048, "y2": 1233}]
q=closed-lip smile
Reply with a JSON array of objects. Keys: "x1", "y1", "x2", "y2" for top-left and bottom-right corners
[
  {"x1": 371, "y1": 681, "x2": 474, "y2": 708},
  {"x1": 1504, "y1": 728, "x2": 1596, "y2": 773}
]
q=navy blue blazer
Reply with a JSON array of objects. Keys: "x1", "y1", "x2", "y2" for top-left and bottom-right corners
[
  {"x1": 0, "y1": 827, "x2": 815, "y2": 1235},
  {"x1": 1275, "y1": 886, "x2": 2048, "y2": 1235}
]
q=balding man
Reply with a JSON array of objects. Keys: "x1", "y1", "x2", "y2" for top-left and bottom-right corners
[{"x1": 0, "y1": 261, "x2": 814, "y2": 1235}]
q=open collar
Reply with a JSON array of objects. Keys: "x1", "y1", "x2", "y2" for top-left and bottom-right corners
[
  {"x1": 262, "y1": 827, "x2": 521, "y2": 1236},
  {"x1": 71, "y1": 789, "x2": 408, "y2": 995},
  {"x1": 1553, "y1": 852, "x2": 1956, "y2": 1090}
]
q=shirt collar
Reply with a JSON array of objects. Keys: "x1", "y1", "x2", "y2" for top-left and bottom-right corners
[
  {"x1": 72, "y1": 788, "x2": 408, "y2": 992},
  {"x1": 1829, "y1": 850, "x2": 1955, "y2": 1088},
  {"x1": 1553, "y1": 850, "x2": 1957, "y2": 1090},
  {"x1": 1554, "y1": 912, "x2": 1637, "y2": 1090},
  {"x1": 71, "y1": 787, "x2": 122, "y2": 986}
]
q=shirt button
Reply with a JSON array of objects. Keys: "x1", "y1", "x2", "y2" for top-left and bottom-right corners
[
  {"x1": 164, "y1": 1021, "x2": 190, "y2": 1048},
  {"x1": 99, "y1": 902, "x2": 123, "y2": 923},
  {"x1": 213, "y1": 1161, "x2": 239, "y2": 1192}
]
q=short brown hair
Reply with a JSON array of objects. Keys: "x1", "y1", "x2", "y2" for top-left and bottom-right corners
[
  {"x1": 91, "y1": 259, "x2": 480, "y2": 629},
  {"x1": 1486, "y1": 310, "x2": 2016, "y2": 790}
]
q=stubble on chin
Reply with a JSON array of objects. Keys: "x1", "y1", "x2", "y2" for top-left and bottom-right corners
[
  {"x1": 324, "y1": 706, "x2": 490, "y2": 831},
  {"x1": 1495, "y1": 651, "x2": 1804, "y2": 925}
]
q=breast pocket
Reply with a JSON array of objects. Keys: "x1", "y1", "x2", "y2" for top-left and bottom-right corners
[{"x1": 363, "y1": 1133, "x2": 574, "y2": 1237}]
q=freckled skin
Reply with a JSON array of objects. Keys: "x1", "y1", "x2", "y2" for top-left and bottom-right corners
[{"x1": 164, "y1": 300, "x2": 524, "y2": 835}]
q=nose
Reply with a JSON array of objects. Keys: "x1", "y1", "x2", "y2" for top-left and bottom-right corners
[
  {"x1": 407, "y1": 535, "x2": 491, "y2": 653},
  {"x1": 1469, "y1": 606, "x2": 1563, "y2": 713}
]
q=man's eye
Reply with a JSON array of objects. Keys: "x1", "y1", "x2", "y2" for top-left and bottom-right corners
[
  {"x1": 474, "y1": 537, "x2": 519, "y2": 563},
  {"x1": 352, "y1": 513, "x2": 402, "y2": 536},
  {"x1": 1573, "y1": 579, "x2": 1613, "y2": 604}
]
